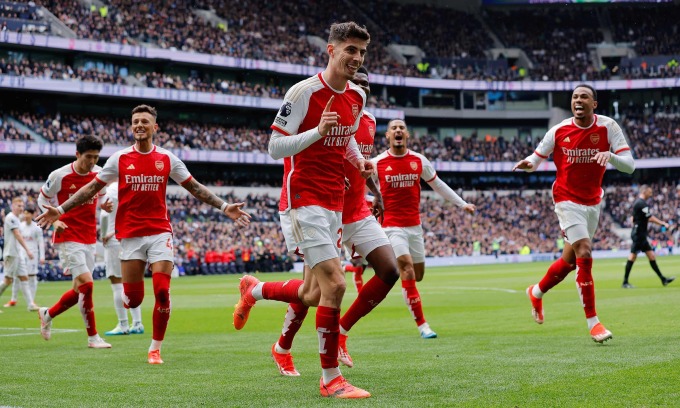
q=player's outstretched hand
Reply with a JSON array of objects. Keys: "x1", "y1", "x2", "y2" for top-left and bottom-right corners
[
  {"x1": 318, "y1": 96, "x2": 339, "y2": 136},
  {"x1": 359, "y1": 158, "x2": 375, "y2": 179},
  {"x1": 35, "y1": 206, "x2": 61, "y2": 229},
  {"x1": 100, "y1": 199, "x2": 114, "y2": 213},
  {"x1": 224, "y1": 203, "x2": 251, "y2": 228},
  {"x1": 372, "y1": 193, "x2": 385, "y2": 222},
  {"x1": 53, "y1": 220, "x2": 68, "y2": 233},
  {"x1": 591, "y1": 151, "x2": 611, "y2": 166},
  {"x1": 463, "y1": 203, "x2": 476, "y2": 214},
  {"x1": 512, "y1": 160, "x2": 533, "y2": 171}
]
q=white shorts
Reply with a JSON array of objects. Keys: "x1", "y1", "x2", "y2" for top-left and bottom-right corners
[
  {"x1": 342, "y1": 215, "x2": 391, "y2": 260},
  {"x1": 384, "y1": 225, "x2": 425, "y2": 263},
  {"x1": 120, "y1": 232, "x2": 174, "y2": 265},
  {"x1": 280, "y1": 206, "x2": 342, "y2": 269},
  {"x1": 26, "y1": 257, "x2": 39, "y2": 276},
  {"x1": 3, "y1": 256, "x2": 28, "y2": 278},
  {"x1": 554, "y1": 201, "x2": 601, "y2": 244},
  {"x1": 57, "y1": 242, "x2": 96, "y2": 278},
  {"x1": 104, "y1": 243, "x2": 122, "y2": 278}
]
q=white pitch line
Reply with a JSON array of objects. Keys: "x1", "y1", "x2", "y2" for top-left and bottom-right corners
[
  {"x1": 0, "y1": 327, "x2": 79, "y2": 337},
  {"x1": 426, "y1": 286, "x2": 520, "y2": 294}
]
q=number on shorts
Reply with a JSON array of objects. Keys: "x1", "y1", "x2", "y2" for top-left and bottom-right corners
[{"x1": 336, "y1": 228, "x2": 343, "y2": 249}]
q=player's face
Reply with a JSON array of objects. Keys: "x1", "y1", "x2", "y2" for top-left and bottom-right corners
[
  {"x1": 131, "y1": 112, "x2": 158, "y2": 142},
  {"x1": 643, "y1": 187, "x2": 653, "y2": 199},
  {"x1": 22, "y1": 209, "x2": 32, "y2": 223},
  {"x1": 386, "y1": 120, "x2": 409, "y2": 149},
  {"x1": 571, "y1": 87, "x2": 597, "y2": 120},
  {"x1": 328, "y1": 38, "x2": 368, "y2": 81},
  {"x1": 11, "y1": 200, "x2": 24, "y2": 215},
  {"x1": 350, "y1": 72, "x2": 370, "y2": 96},
  {"x1": 75, "y1": 150, "x2": 101, "y2": 172}
]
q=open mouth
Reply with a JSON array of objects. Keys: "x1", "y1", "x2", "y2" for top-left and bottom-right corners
[{"x1": 574, "y1": 105, "x2": 584, "y2": 113}]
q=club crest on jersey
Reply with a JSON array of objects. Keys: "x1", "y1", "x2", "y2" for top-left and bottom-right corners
[
  {"x1": 368, "y1": 126, "x2": 375, "y2": 137},
  {"x1": 279, "y1": 102, "x2": 292, "y2": 117},
  {"x1": 589, "y1": 133, "x2": 600, "y2": 144},
  {"x1": 155, "y1": 160, "x2": 164, "y2": 171},
  {"x1": 410, "y1": 161, "x2": 418, "y2": 171},
  {"x1": 352, "y1": 104, "x2": 359, "y2": 119}
]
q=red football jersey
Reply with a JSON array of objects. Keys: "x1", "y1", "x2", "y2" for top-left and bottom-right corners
[
  {"x1": 533, "y1": 115, "x2": 630, "y2": 206},
  {"x1": 271, "y1": 72, "x2": 366, "y2": 212},
  {"x1": 342, "y1": 110, "x2": 376, "y2": 224},
  {"x1": 373, "y1": 150, "x2": 437, "y2": 228},
  {"x1": 40, "y1": 162, "x2": 102, "y2": 244},
  {"x1": 96, "y1": 145, "x2": 192, "y2": 239}
]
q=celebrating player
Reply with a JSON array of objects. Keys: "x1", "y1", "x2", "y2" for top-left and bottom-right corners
[
  {"x1": 514, "y1": 84, "x2": 635, "y2": 343},
  {"x1": 36, "y1": 136, "x2": 111, "y2": 348},
  {"x1": 232, "y1": 22, "x2": 374, "y2": 398},
  {"x1": 36, "y1": 104, "x2": 251, "y2": 363},
  {"x1": 373, "y1": 119, "x2": 476, "y2": 339}
]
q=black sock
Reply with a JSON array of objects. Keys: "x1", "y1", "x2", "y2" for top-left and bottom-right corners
[
  {"x1": 624, "y1": 260, "x2": 634, "y2": 284},
  {"x1": 649, "y1": 260, "x2": 664, "y2": 280}
]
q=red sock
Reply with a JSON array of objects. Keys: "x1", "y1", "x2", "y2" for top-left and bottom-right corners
[
  {"x1": 353, "y1": 266, "x2": 364, "y2": 292},
  {"x1": 340, "y1": 275, "x2": 393, "y2": 332},
  {"x1": 152, "y1": 273, "x2": 171, "y2": 341},
  {"x1": 277, "y1": 302, "x2": 309, "y2": 350},
  {"x1": 538, "y1": 258, "x2": 576, "y2": 293},
  {"x1": 402, "y1": 279, "x2": 426, "y2": 326},
  {"x1": 316, "y1": 306, "x2": 340, "y2": 369},
  {"x1": 48, "y1": 289, "x2": 79, "y2": 318},
  {"x1": 343, "y1": 264, "x2": 356, "y2": 273},
  {"x1": 575, "y1": 258, "x2": 596, "y2": 318},
  {"x1": 262, "y1": 279, "x2": 304, "y2": 304},
  {"x1": 123, "y1": 281, "x2": 145, "y2": 309},
  {"x1": 77, "y1": 282, "x2": 97, "y2": 336}
]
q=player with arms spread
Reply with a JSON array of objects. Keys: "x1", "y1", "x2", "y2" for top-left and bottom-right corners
[
  {"x1": 373, "y1": 119, "x2": 476, "y2": 339},
  {"x1": 514, "y1": 84, "x2": 635, "y2": 343},
  {"x1": 232, "y1": 22, "x2": 374, "y2": 399},
  {"x1": 37, "y1": 105, "x2": 251, "y2": 363}
]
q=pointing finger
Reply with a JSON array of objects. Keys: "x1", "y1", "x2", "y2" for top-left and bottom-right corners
[{"x1": 324, "y1": 96, "x2": 335, "y2": 112}]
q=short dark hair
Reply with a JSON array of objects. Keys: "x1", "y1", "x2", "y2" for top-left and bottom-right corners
[
  {"x1": 328, "y1": 22, "x2": 370, "y2": 44},
  {"x1": 76, "y1": 135, "x2": 103, "y2": 153},
  {"x1": 574, "y1": 84, "x2": 597, "y2": 101},
  {"x1": 357, "y1": 66, "x2": 369, "y2": 76},
  {"x1": 131, "y1": 104, "x2": 158, "y2": 119},
  {"x1": 387, "y1": 118, "x2": 406, "y2": 128}
]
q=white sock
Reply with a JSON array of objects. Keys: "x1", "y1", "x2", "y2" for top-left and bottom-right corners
[
  {"x1": 20, "y1": 280, "x2": 34, "y2": 306},
  {"x1": 251, "y1": 282, "x2": 264, "y2": 300},
  {"x1": 322, "y1": 367, "x2": 342, "y2": 385},
  {"x1": 339, "y1": 325, "x2": 349, "y2": 336},
  {"x1": 88, "y1": 334, "x2": 102, "y2": 342},
  {"x1": 29, "y1": 275, "x2": 38, "y2": 300},
  {"x1": 11, "y1": 277, "x2": 20, "y2": 302},
  {"x1": 274, "y1": 342, "x2": 289, "y2": 354},
  {"x1": 586, "y1": 316, "x2": 600, "y2": 330},
  {"x1": 111, "y1": 283, "x2": 129, "y2": 326},
  {"x1": 131, "y1": 306, "x2": 142, "y2": 325},
  {"x1": 0, "y1": 281, "x2": 8, "y2": 296},
  {"x1": 532, "y1": 284, "x2": 544, "y2": 299},
  {"x1": 149, "y1": 340, "x2": 163, "y2": 352},
  {"x1": 418, "y1": 322, "x2": 431, "y2": 333}
]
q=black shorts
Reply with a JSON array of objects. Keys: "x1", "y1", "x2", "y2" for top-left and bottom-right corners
[{"x1": 630, "y1": 237, "x2": 653, "y2": 254}]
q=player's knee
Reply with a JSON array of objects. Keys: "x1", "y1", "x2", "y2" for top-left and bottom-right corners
[
  {"x1": 155, "y1": 287, "x2": 170, "y2": 305},
  {"x1": 125, "y1": 291, "x2": 144, "y2": 308}
]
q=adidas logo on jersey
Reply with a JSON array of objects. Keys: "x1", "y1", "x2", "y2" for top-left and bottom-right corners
[
  {"x1": 564, "y1": 137, "x2": 571, "y2": 143},
  {"x1": 386, "y1": 166, "x2": 393, "y2": 171},
  {"x1": 127, "y1": 164, "x2": 136, "y2": 170},
  {"x1": 69, "y1": 184, "x2": 77, "y2": 189}
]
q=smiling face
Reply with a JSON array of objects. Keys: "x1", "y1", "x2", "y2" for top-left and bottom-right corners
[
  {"x1": 571, "y1": 86, "x2": 598, "y2": 123},
  {"x1": 131, "y1": 111, "x2": 158, "y2": 143},
  {"x1": 386, "y1": 119, "x2": 409, "y2": 152},
  {"x1": 328, "y1": 37, "x2": 368, "y2": 82}
]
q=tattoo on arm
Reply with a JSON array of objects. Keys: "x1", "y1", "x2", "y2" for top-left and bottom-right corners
[
  {"x1": 183, "y1": 179, "x2": 224, "y2": 209},
  {"x1": 62, "y1": 180, "x2": 106, "y2": 212}
]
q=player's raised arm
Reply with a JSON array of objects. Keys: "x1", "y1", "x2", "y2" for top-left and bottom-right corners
[
  {"x1": 268, "y1": 94, "x2": 332, "y2": 160},
  {"x1": 181, "y1": 178, "x2": 251, "y2": 228},
  {"x1": 513, "y1": 127, "x2": 557, "y2": 172},
  {"x1": 594, "y1": 120, "x2": 635, "y2": 173},
  {"x1": 35, "y1": 178, "x2": 106, "y2": 228}
]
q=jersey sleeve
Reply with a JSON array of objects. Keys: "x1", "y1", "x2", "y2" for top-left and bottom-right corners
[
  {"x1": 40, "y1": 169, "x2": 62, "y2": 199},
  {"x1": 169, "y1": 153, "x2": 192, "y2": 185},
  {"x1": 419, "y1": 154, "x2": 437, "y2": 182},
  {"x1": 607, "y1": 120, "x2": 630, "y2": 154},
  {"x1": 270, "y1": 88, "x2": 309, "y2": 136},
  {"x1": 96, "y1": 154, "x2": 120, "y2": 185},
  {"x1": 7, "y1": 215, "x2": 20, "y2": 231},
  {"x1": 532, "y1": 127, "x2": 556, "y2": 159}
]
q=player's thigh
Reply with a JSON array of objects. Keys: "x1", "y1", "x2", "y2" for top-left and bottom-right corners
[
  {"x1": 104, "y1": 244, "x2": 123, "y2": 279},
  {"x1": 555, "y1": 201, "x2": 594, "y2": 244},
  {"x1": 146, "y1": 233, "x2": 175, "y2": 266},
  {"x1": 282, "y1": 207, "x2": 342, "y2": 269},
  {"x1": 406, "y1": 226, "x2": 426, "y2": 264},
  {"x1": 384, "y1": 227, "x2": 411, "y2": 259},
  {"x1": 310, "y1": 256, "x2": 344, "y2": 295},
  {"x1": 3, "y1": 256, "x2": 25, "y2": 278},
  {"x1": 342, "y1": 216, "x2": 391, "y2": 260},
  {"x1": 57, "y1": 242, "x2": 95, "y2": 278}
]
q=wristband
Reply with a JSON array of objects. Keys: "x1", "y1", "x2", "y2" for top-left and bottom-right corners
[
  {"x1": 57, "y1": 206, "x2": 65, "y2": 215},
  {"x1": 220, "y1": 202, "x2": 228, "y2": 212}
]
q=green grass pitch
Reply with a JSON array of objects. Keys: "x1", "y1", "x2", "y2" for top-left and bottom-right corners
[{"x1": 1, "y1": 256, "x2": 679, "y2": 407}]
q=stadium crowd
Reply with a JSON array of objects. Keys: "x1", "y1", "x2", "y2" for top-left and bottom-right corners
[{"x1": 12, "y1": 1, "x2": 675, "y2": 81}]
